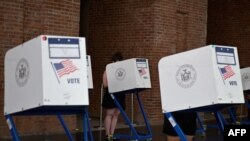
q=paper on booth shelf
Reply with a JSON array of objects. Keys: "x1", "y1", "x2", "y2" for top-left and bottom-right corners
[
  {"x1": 4, "y1": 35, "x2": 89, "y2": 115},
  {"x1": 106, "y1": 58, "x2": 151, "y2": 93},
  {"x1": 158, "y1": 45, "x2": 245, "y2": 113}
]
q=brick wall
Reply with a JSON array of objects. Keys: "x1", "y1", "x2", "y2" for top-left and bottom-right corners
[
  {"x1": 207, "y1": 0, "x2": 250, "y2": 115},
  {"x1": 207, "y1": 0, "x2": 250, "y2": 67},
  {"x1": 0, "y1": 0, "x2": 208, "y2": 138},
  {"x1": 0, "y1": 0, "x2": 80, "y2": 138},
  {"x1": 87, "y1": 0, "x2": 207, "y2": 123}
]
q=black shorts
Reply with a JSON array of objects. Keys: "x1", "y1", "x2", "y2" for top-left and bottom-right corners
[
  {"x1": 163, "y1": 111, "x2": 197, "y2": 136},
  {"x1": 102, "y1": 88, "x2": 126, "y2": 110}
]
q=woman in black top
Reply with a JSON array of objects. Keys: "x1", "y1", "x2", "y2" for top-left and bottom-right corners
[{"x1": 102, "y1": 52, "x2": 126, "y2": 141}]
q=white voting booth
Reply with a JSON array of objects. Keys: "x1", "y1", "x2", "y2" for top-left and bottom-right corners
[
  {"x1": 105, "y1": 58, "x2": 152, "y2": 140},
  {"x1": 240, "y1": 67, "x2": 250, "y2": 124},
  {"x1": 159, "y1": 45, "x2": 245, "y2": 113},
  {"x1": 106, "y1": 58, "x2": 151, "y2": 93},
  {"x1": 5, "y1": 35, "x2": 88, "y2": 114},
  {"x1": 158, "y1": 45, "x2": 245, "y2": 141},
  {"x1": 4, "y1": 35, "x2": 93, "y2": 141},
  {"x1": 241, "y1": 67, "x2": 250, "y2": 91}
]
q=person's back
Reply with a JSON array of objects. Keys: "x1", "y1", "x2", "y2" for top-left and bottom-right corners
[{"x1": 102, "y1": 52, "x2": 126, "y2": 141}]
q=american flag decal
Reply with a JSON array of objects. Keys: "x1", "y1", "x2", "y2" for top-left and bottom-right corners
[
  {"x1": 54, "y1": 60, "x2": 78, "y2": 77},
  {"x1": 220, "y1": 65, "x2": 235, "y2": 80},
  {"x1": 139, "y1": 68, "x2": 147, "y2": 76}
]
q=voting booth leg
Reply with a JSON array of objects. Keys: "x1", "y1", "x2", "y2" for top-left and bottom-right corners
[
  {"x1": 111, "y1": 93, "x2": 152, "y2": 140},
  {"x1": 227, "y1": 106, "x2": 237, "y2": 124},
  {"x1": 196, "y1": 112, "x2": 206, "y2": 135},
  {"x1": 57, "y1": 107, "x2": 93, "y2": 141},
  {"x1": 82, "y1": 107, "x2": 94, "y2": 141},
  {"x1": 5, "y1": 115, "x2": 20, "y2": 141},
  {"x1": 164, "y1": 113, "x2": 187, "y2": 141},
  {"x1": 214, "y1": 111, "x2": 228, "y2": 133},
  {"x1": 5, "y1": 110, "x2": 93, "y2": 141},
  {"x1": 135, "y1": 92, "x2": 152, "y2": 136},
  {"x1": 241, "y1": 101, "x2": 250, "y2": 124},
  {"x1": 111, "y1": 93, "x2": 137, "y2": 139},
  {"x1": 57, "y1": 115, "x2": 74, "y2": 141}
]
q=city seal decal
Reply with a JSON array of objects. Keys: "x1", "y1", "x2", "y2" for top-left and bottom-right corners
[
  {"x1": 15, "y1": 58, "x2": 30, "y2": 87},
  {"x1": 176, "y1": 64, "x2": 197, "y2": 88},
  {"x1": 242, "y1": 72, "x2": 250, "y2": 83},
  {"x1": 115, "y1": 68, "x2": 126, "y2": 80}
]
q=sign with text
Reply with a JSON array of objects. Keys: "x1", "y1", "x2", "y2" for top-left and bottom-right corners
[{"x1": 224, "y1": 125, "x2": 250, "y2": 141}]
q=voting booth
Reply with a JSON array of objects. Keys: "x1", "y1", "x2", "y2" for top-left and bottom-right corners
[
  {"x1": 159, "y1": 45, "x2": 245, "y2": 113},
  {"x1": 105, "y1": 58, "x2": 152, "y2": 140},
  {"x1": 4, "y1": 35, "x2": 92, "y2": 141},
  {"x1": 240, "y1": 67, "x2": 250, "y2": 124},
  {"x1": 106, "y1": 58, "x2": 151, "y2": 93},
  {"x1": 5, "y1": 35, "x2": 89, "y2": 114},
  {"x1": 241, "y1": 67, "x2": 250, "y2": 91},
  {"x1": 158, "y1": 45, "x2": 245, "y2": 141}
]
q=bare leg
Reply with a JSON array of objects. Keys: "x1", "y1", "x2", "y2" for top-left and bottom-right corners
[
  {"x1": 167, "y1": 136, "x2": 180, "y2": 141},
  {"x1": 110, "y1": 108, "x2": 120, "y2": 135},
  {"x1": 104, "y1": 108, "x2": 115, "y2": 135}
]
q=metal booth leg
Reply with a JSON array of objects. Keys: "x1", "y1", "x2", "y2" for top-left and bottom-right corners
[
  {"x1": 83, "y1": 107, "x2": 94, "y2": 141},
  {"x1": 111, "y1": 92, "x2": 152, "y2": 140},
  {"x1": 135, "y1": 92, "x2": 152, "y2": 136},
  {"x1": 227, "y1": 106, "x2": 237, "y2": 124},
  {"x1": 5, "y1": 115, "x2": 20, "y2": 141},
  {"x1": 111, "y1": 93, "x2": 138, "y2": 140},
  {"x1": 213, "y1": 111, "x2": 228, "y2": 133},
  {"x1": 164, "y1": 113, "x2": 187, "y2": 141},
  {"x1": 196, "y1": 112, "x2": 206, "y2": 135},
  {"x1": 241, "y1": 101, "x2": 250, "y2": 124},
  {"x1": 57, "y1": 115, "x2": 75, "y2": 141},
  {"x1": 5, "y1": 111, "x2": 93, "y2": 141}
]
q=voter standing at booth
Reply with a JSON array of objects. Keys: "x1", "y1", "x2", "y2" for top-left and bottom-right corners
[{"x1": 102, "y1": 52, "x2": 126, "y2": 141}]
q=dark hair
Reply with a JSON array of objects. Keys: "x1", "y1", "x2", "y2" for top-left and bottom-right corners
[{"x1": 111, "y1": 52, "x2": 123, "y2": 62}]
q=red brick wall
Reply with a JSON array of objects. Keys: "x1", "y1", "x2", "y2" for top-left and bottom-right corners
[
  {"x1": 87, "y1": 0, "x2": 207, "y2": 123},
  {"x1": 207, "y1": 0, "x2": 250, "y2": 115},
  {"x1": 207, "y1": 0, "x2": 250, "y2": 67},
  {"x1": 0, "y1": 0, "x2": 208, "y2": 138},
  {"x1": 0, "y1": 0, "x2": 80, "y2": 138}
]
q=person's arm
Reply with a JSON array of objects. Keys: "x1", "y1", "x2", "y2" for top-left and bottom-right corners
[{"x1": 103, "y1": 70, "x2": 108, "y2": 88}]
